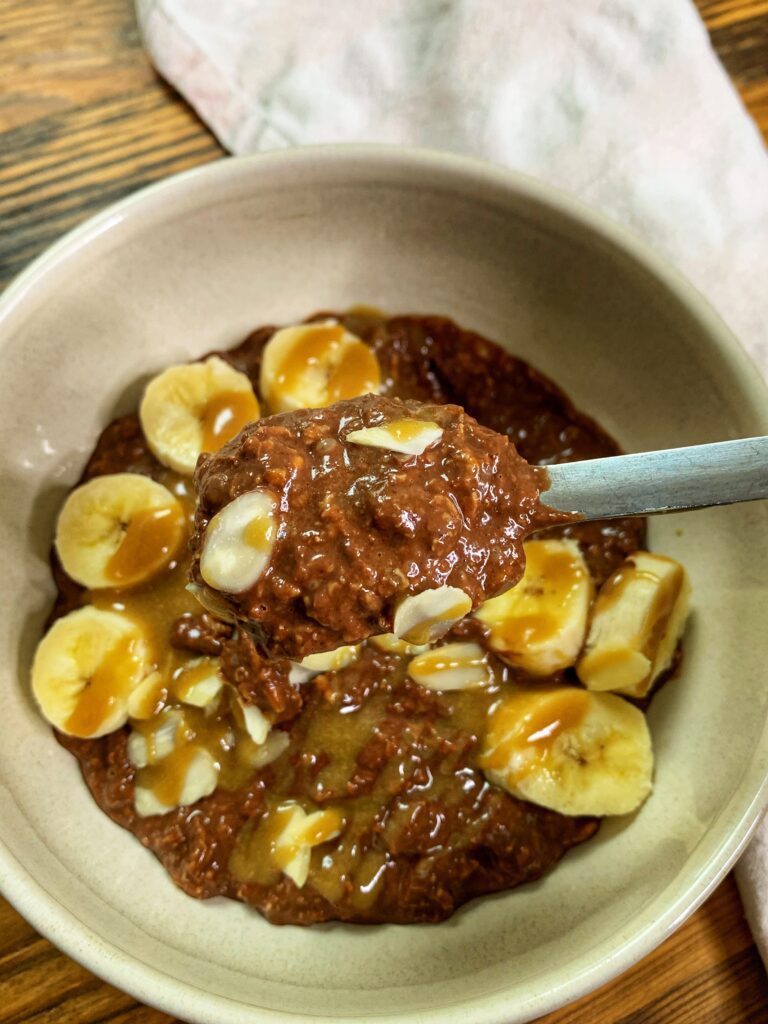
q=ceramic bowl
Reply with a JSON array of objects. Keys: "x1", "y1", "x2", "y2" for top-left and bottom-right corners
[{"x1": 1, "y1": 147, "x2": 767, "y2": 1024}]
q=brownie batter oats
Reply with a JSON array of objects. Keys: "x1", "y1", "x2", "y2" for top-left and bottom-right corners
[
  {"x1": 31, "y1": 312, "x2": 691, "y2": 925},
  {"x1": 190, "y1": 394, "x2": 546, "y2": 659}
]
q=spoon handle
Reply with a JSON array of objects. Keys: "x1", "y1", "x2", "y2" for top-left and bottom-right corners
[{"x1": 541, "y1": 436, "x2": 768, "y2": 521}]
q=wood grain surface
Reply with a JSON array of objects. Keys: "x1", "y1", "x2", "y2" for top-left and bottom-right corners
[{"x1": 1, "y1": 2, "x2": 767, "y2": 1022}]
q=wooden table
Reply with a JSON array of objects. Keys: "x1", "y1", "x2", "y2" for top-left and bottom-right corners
[{"x1": 1, "y1": 2, "x2": 767, "y2": 1021}]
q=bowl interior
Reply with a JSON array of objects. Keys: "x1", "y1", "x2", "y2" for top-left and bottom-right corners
[{"x1": 1, "y1": 150, "x2": 767, "y2": 1024}]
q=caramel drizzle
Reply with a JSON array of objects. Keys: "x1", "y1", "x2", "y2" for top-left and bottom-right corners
[
  {"x1": 129, "y1": 674, "x2": 168, "y2": 721},
  {"x1": 106, "y1": 505, "x2": 185, "y2": 586},
  {"x1": 171, "y1": 658, "x2": 221, "y2": 703},
  {"x1": 326, "y1": 341, "x2": 380, "y2": 402},
  {"x1": 132, "y1": 690, "x2": 264, "y2": 807},
  {"x1": 243, "y1": 515, "x2": 276, "y2": 553},
  {"x1": 480, "y1": 689, "x2": 590, "y2": 779},
  {"x1": 301, "y1": 807, "x2": 344, "y2": 847},
  {"x1": 65, "y1": 633, "x2": 142, "y2": 736},
  {"x1": 404, "y1": 601, "x2": 470, "y2": 645},
  {"x1": 596, "y1": 555, "x2": 684, "y2": 660},
  {"x1": 377, "y1": 418, "x2": 435, "y2": 442},
  {"x1": 140, "y1": 743, "x2": 203, "y2": 808},
  {"x1": 201, "y1": 389, "x2": 260, "y2": 453},
  {"x1": 89, "y1": 471, "x2": 281, "y2": 808},
  {"x1": 412, "y1": 646, "x2": 487, "y2": 675},
  {"x1": 230, "y1": 801, "x2": 344, "y2": 883},
  {"x1": 275, "y1": 324, "x2": 380, "y2": 402},
  {"x1": 87, "y1": 473, "x2": 198, "y2": 742}
]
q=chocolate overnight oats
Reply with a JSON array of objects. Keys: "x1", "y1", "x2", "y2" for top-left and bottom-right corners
[
  {"x1": 31, "y1": 312, "x2": 691, "y2": 925},
  {"x1": 189, "y1": 393, "x2": 546, "y2": 660}
]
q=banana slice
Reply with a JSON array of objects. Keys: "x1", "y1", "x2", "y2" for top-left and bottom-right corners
[
  {"x1": 474, "y1": 539, "x2": 593, "y2": 676},
  {"x1": 345, "y1": 419, "x2": 443, "y2": 456},
  {"x1": 259, "y1": 320, "x2": 381, "y2": 413},
  {"x1": 577, "y1": 551, "x2": 691, "y2": 698},
  {"x1": 393, "y1": 586, "x2": 473, "y2": 645},
  {"x1": 55, "y1": 473, "x2": 185, "y2": 589},
  {"x1": 480, "y1": 687, "x2": 653, "y2": 816},
  {"x1": 407, "y1": 642, "x2": 492, "y2": 691},
  {"x1": 288, "y1": 644, "x2": 362, "y2": 684},
  {"x1": 140, "y1": 356, "x2": 260, "y2": 474},
  {"x1": 369, "y1": 633, "x2": 430, "y2": 657},
  {"x1": 265, "y1": 802, "x2": 345, "y2": 887},
  {"x1": 32, "y1": 606, "x2": 152, "y2": 738},
  {"x1": 199, "y1": 488, "x2": 278, "y2": 593}
]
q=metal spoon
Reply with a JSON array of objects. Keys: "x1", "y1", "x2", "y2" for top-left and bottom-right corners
[{"x1": 540, "y1": 436, "x2": 768, "y2": 521}]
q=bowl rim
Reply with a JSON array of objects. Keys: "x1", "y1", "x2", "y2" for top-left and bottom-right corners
[{"x1": 1, "y1": 143, "x2": 767, "y2": 1024}]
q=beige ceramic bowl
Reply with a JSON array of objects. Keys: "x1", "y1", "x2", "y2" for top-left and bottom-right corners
[{"x1": 1, "y1": 147, "x2": 767, "y2": 1024}]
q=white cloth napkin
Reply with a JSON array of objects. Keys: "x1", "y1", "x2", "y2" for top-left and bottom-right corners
[{"x1": 135, "y1": 0, "x2": 768, "y2": 959}]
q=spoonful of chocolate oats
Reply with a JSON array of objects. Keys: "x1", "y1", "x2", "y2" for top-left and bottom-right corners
[
  {"x1": 189, "y1": 394, "x2": 546, "y2": 659},
  {"x1": 189, "y1": 394, "x2": 767, "y2": 660}
]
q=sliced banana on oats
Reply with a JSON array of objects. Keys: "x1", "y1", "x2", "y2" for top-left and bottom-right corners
[
  {"x1": 32, "y1": 606, "x2": 152, "y2": 738},
  {"x1": 199, "y1": 488, "x2": 278, "y2": 593},
  {"x1": 267, "y1": 802, "x2": 345, "y2": 887},
  {"x1": 140, "y1": 355, "x2": 260, "y2": 475},
  {"x1": 55, "y1": 473, "x2": 185, "y2": 589},
  {"x1": 393, "y1": 585, "x2": 473, "y2": 645},
  {"x1": 480, "y1": 687, "x2": 653, "y2": 817},
  {"x1": 474, "y1": 539, "x2": 593, "y2": 676},
  {"x1": 577, "y1": 551, "x2": 691, "y2": 699},
  {"x1": 259, "y1": 320, "x2": 381, "y2": 413},
  {"x1": 369, "y1": 633, "x2": 430, "y2": 657},
  {"x1": 407, "y1": 642, "x2": 492, "y2": 691},
  {"x1": 345, "y1": 419, "x2": 443, "y2": 456},
  {"x1": 288, "y1": 644, "x2": 362, "y2": 684}
]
